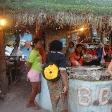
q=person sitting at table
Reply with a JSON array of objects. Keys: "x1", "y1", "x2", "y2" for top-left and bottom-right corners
[{"x1": 69, "y1": 44, "x2": 84, "y2": 66}]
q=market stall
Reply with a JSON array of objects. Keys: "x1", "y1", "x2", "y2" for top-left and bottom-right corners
[{"x1": 36, "y1": 66, "x2": 112, "y2": 112}]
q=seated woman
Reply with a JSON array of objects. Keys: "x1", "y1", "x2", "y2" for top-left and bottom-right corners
[{"x1": 69, "y1": 44, "x2": 84, "y2": 66}]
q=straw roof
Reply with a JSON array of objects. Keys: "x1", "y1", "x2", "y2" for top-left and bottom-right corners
[
  {"x1": 1, "y1": 0, "x2": 112, "y2": 14},
  {"x1": 0, "y1": 0, "x2": 112, "y2": 26}
]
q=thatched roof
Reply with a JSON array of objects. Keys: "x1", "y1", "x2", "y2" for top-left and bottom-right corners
[
  {"x1": 1, "y1": 0, "x2": 112, "y2": 14},
  {"x1": 1, "y1": 0, "x2": 112, "y2": 27}
]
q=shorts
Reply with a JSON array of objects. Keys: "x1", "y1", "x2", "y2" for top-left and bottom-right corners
[{"x1": 27, "y1": 69, "x2": 41, "y2": 82}]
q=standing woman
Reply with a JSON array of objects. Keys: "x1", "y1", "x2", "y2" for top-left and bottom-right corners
[
  {"x1": 46, "y1": 40, "x2": 68, "y2": 112},
  {"x1": 26, "y1": 38, "x2": 42, "y2": 107}
]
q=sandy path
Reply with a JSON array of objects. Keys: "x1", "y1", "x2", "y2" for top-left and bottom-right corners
[{"x1": 0, "y1": 80, "x2": 47, "y2": 112}]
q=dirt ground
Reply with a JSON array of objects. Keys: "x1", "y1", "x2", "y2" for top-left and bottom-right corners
[{"x1": 0, "y1": 80, "x2": 47, "y2": 112}]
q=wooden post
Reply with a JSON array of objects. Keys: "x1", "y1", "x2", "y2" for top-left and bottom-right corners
[{"x1": 0, "y1": 29, "x2": 8, "y2": 94}]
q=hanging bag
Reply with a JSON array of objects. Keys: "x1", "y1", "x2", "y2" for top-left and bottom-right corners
[{"x1": 43, "y1": 52, "x2": 61, "y2": 82}]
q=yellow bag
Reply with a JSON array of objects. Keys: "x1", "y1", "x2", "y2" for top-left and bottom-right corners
[{"x1": 43, "y1": 63, "x2": 60, "y2": 82}]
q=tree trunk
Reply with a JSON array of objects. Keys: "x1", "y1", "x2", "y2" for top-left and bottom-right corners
[{"x1": 0, "y1": 30, "x2": 8, "y2": 94}]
